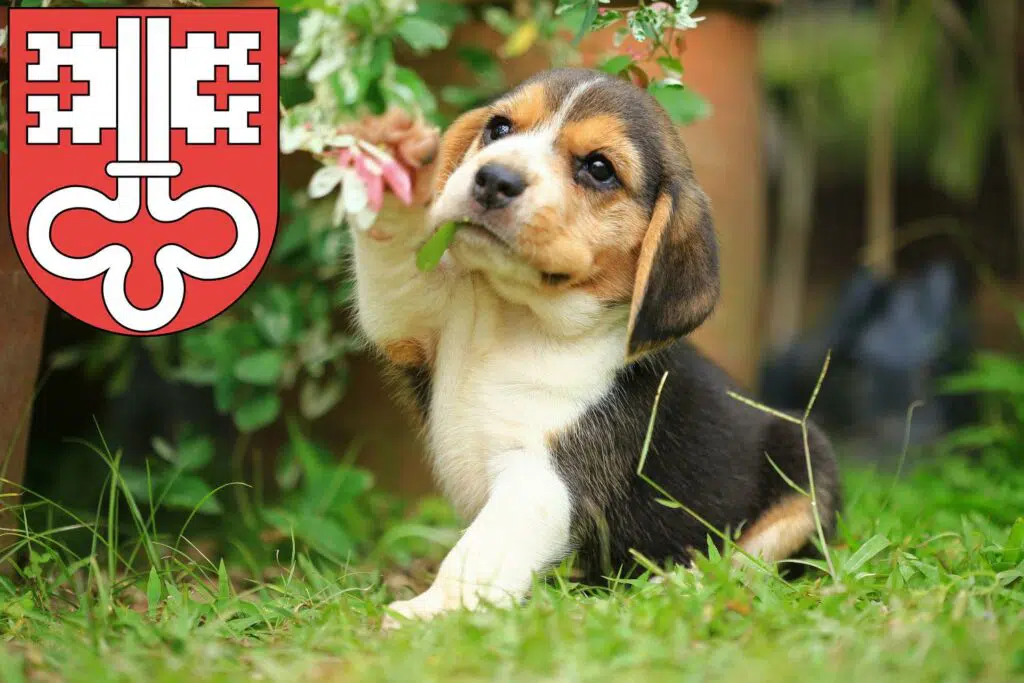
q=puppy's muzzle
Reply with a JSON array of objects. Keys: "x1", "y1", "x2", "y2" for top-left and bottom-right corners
[{"x1": 472, "y1": 163, "x2": 527, "y2": 210}]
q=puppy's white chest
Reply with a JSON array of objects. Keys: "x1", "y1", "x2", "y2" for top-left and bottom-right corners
[{"x1": 426, "y1": 281, "x2": 624, "y2": 518}]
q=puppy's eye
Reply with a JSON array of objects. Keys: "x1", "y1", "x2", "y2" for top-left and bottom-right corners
[
  {"x1": 581, "y1": 154, "x2": 617, "y2": 186},
  {"x1": 483, "y1": 116, "x2": 514, "y2": 145}
]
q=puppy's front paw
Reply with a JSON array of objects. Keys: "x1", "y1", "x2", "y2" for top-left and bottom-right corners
[
  {"x1": 381, "y1": 590, "x2": 447, "y2": 630},
  {"x1": 381, "y1": 575, "x2": 519, "y2": 630}
]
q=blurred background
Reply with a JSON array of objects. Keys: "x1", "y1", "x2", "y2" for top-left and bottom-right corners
[{"x1": 0, "y1": 0, "x2": 1021, "y2": 565}]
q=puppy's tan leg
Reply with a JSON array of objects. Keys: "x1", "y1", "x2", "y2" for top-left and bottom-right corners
[
  {"x1": 350, "y1": 197, "x2": 454, "y2": 364},
  {"x1": 736, "y1": 494, "x2": 817, "y2": 563}
]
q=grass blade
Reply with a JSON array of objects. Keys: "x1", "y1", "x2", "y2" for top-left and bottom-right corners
[{"x1": 844, "y1": 534, "x2": 891, "y2": 575}]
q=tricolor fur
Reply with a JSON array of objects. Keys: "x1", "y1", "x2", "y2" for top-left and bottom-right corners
[{"x1": 349, "y1": 68, "x2": 841, "y2": 626}]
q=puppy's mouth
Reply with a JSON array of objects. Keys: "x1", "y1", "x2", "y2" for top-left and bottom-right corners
[
  {"x1": 430, "y1": 218, "x2": 573, "y2": 287},
  {"x1": 457, "y1": 221, "x2": 513, "y2": 250}
]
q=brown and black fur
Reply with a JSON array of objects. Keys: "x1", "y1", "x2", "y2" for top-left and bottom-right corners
[{"x1": 551, "y1": 341, "x2": 841, "y2": 583}]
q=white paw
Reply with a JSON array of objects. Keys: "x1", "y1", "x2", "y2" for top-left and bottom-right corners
[
  {"x1": 381, "y1": 578, "x2": 518, "y2": 630},
  {"x1": 381, "y1": 589, "x2": 447, "y2": 630}
]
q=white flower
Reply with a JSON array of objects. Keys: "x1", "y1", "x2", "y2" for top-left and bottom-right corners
[
  {"x1": 308, "y1": 159, "x2": 378, "y2": 231},
  {"x1": 280, "y1": 125, "x2": 312, "y2": 155},
  {"x1": 673, "y1": 0, "x2": 705, "y2": 30},
  {"x1": 308, "y1": 165, "x2": 346, "y2": 199},
  {"x1": 339, "y1": 167, "x2": 369, "y2": 215},
  {"x1": 673, "y1": 12, "x2": 704, "y2": 30},
  {"x1": 307, "y1": 51, "x2": 347, "y2": 84},
  {"x1": 333, "y1": 168, "x2": 376, "y2": 230}
]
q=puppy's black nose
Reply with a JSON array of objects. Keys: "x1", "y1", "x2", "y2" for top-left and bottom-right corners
[{"x1": 473, "y1": 164, "x2": 526, "y2": 210}]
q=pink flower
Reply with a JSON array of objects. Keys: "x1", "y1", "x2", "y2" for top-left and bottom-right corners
[
  {"x1": 354, "y1": 155, "x2": 385, "y2": 212},
  {"x1": 627, "y1": 43, "x2": 648, "y2": 59},
  {"x1": 380, "y1": 159, "x2": 412, "y2": 206},
  {"x1": 331, "y1": 145, "x2": 414, "y2": 210}
]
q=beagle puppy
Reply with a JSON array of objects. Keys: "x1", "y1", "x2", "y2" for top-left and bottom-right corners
[{"x1": 350, "y1": 68, "x2": 841, "y2": 625}]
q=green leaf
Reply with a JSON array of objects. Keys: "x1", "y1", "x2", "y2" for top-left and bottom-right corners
[
  {"x1": 843, "y1": 534, "x2": 891, "y2": 575},
  {"x1": 940, "y1": 353, "x2": 1024, "y2": 396},
  {"x1": 590, "y1": 9, "x2": 622, "y2": 32},
  {"x1": 162, "y1": 476, "x2": 223, "y2": 515},
  {"x1": 648, "y1": 82, "x2": 712, "y2": 125},
  {"x1": 151, "y1": 437, "x2": 176, "y2": 464},
  {"x1": 414, "y1": 0, "x2": 470, "y2": 28},
  {"x1": 175, "y1": 437, "x2": 214, "y2": 472},
  {"x1": 389, "y1": 67, "x2": 438, "y2": 115},
  {"x1": 599, "y1": 55, "x2": 634, "y2": 76},
  {"x1": 1005, "y1": 518, "x2": 1024, "y2": 567},
  {"x1": 573, "y1": 1, "x2": 600, "y2": 46},
  {"x1": 233, "y1": 393, "x2": 281, "y2": 432},
  {"x1": 458, "y1": 45, "x2": 499, "y2": 74},
  {"x1": 214, "y1": 376, "x2": 239, "y2": 413},
  {"x1": 395, "y1": 16, "x2": 450, "y2": 52},
  {"x1": 705, "y1": 534, "x2": 721, "y2": 562},
  {"x1": 416, "y1": 222, "x2": 462, "y2": 272},
  {"x1": 441, "y1": 85, "x2": 494, "y2": 110},
  {"x1": 263, "y1": 510, "x2": 354, "y2": 557},
  {"x1": 146, "y1": 567, "x2": 162, "y2": 617},
  {"x1": 234, "y1": 350, "x2": 285, "y2": 386},
  {"x1": 555, "y1": 0, "x2": 587, "y2": 16},
  {"x1": 121, "y1": 467, "x2": 159, "y2": 505},
  {"x1": 482, "y1": 7, "x2": 518, "y2": 35},
  {"x1": 218, "y1": 560, "x2": 231, "y2": 600},
  {"x1": 657, "y1": 56, "x2": 683, "y2": 77}
]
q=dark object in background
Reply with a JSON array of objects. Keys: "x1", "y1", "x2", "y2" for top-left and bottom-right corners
[
  {"x1": 25, "y1": 312, "x2": 229, "y2": 505},
  {"x1": 759, "y1": 261, "x2": 977, "y2": 462}
]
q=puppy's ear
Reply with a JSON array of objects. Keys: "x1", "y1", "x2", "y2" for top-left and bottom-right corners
[
  {"x1": 431, "y1": 107, "x2": 491, "y2": 197},
  {"x1": 626, "y1": 175, "x2": 719, "y2": 361}
]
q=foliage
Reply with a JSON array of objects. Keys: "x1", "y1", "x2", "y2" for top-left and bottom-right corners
[
  {"x1": 559, "y1": 0, "x2": 712, "y2": 124},
  {"x1": 760, "y1": 0, "x2": 1000, "y2": 202},
  {"x1": 121, "y1": 433, "x2": 225, "y2": 516},
  {"x1": 938, "y1": 308, "x2": 1024, "y2": 460},
  {"x1": 1, "y1": 453, "x2": 1022, "y2": 681}
]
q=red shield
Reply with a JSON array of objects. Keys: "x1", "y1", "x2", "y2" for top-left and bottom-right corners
[{"x1": 7, "y1": 8, "x2": 278, "y2": 335}]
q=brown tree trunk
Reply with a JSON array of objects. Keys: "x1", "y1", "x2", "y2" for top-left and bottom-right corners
[
  {"x1": 864, "y1": 0, "x2": 897, "y2": 278},
  {"x1": 0, "y1": 8, "x2": 50, "y2": 540},
  {"x1": 982, "y1": 0, "x2": 1024, "y2": 275},
  {"x1": 0, "y1": 156, "x2": 50, "y2": 528}
]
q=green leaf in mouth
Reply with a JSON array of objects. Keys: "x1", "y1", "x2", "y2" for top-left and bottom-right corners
[{"x1": 416, "y1": 221, "x2": 466, "y2": 272}]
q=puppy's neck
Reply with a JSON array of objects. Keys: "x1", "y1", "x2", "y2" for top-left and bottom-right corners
[{"x1": 465, "y1": 269, "x2": 629, "y2": 344}]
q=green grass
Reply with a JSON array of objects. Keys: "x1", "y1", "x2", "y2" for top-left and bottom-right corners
[{"x1": 1, "y1": 452, "x2": 1023, "y2": 683}]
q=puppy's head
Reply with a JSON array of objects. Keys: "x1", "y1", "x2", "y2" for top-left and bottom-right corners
[{"x1": 429, "y1": 67, "x2": 719, "y2": 360}]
